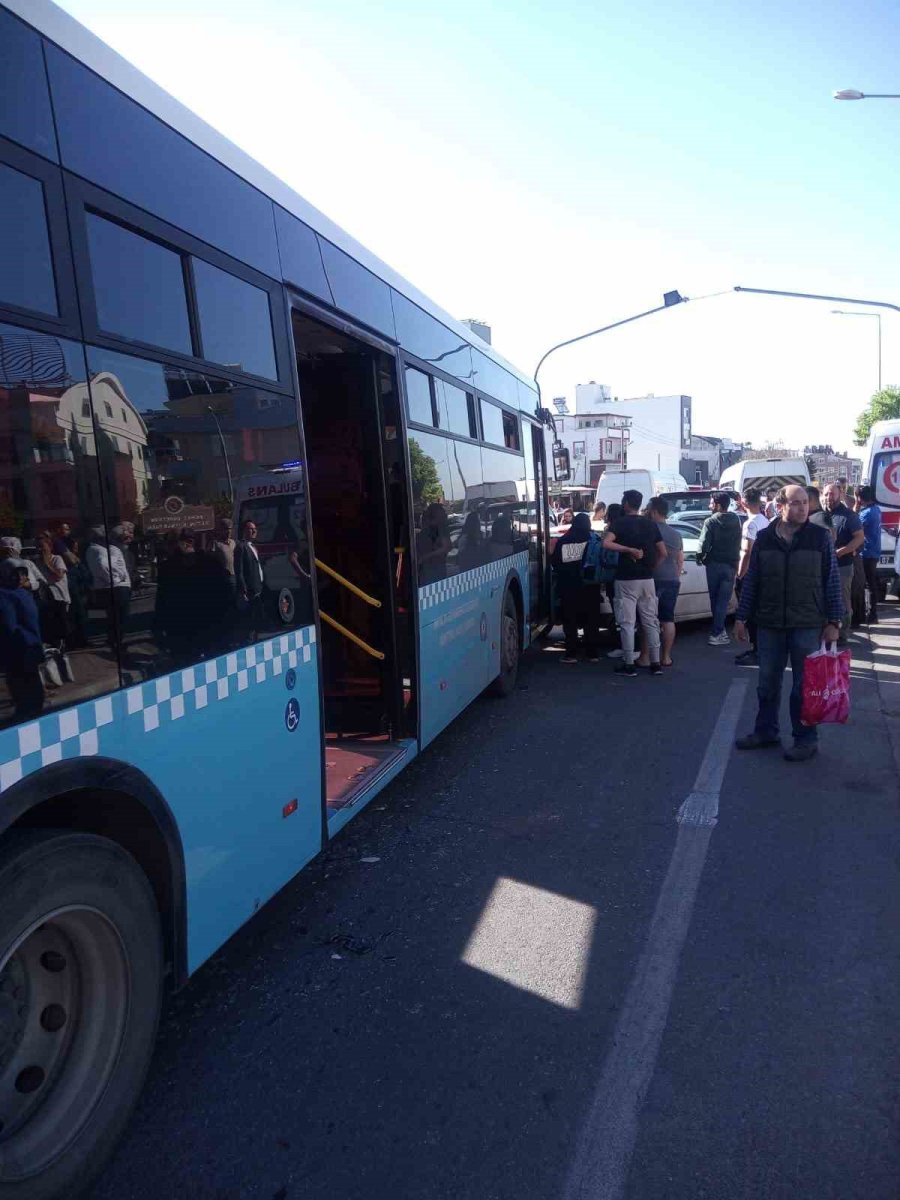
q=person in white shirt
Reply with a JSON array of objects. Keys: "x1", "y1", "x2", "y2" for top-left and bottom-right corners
[
  {"x1": 85, "y1": 526, "x2": 132, "y2": 650},
  {"x1": 0, "y1": 537, "x2": 45, "y2": 595},
  {"x1": 735, "y1": 487, "x2": 769, "y2": 666}
]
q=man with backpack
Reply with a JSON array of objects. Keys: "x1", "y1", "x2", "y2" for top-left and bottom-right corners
[
  {"x1": 635, "y1": 496, "x2": 683, "y2": 668},
  {"x1": 551, "y1": 512, "x2": 607, "y2": 663},
  {"x1": 697, "y1": 492, "x2": 742, "y2": 646},
  {"x1": 603, "y1": 489, "x2": 666, "y2": 677}
]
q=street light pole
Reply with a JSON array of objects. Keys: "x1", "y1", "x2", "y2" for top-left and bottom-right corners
[
  {"x1": 533, "y1": 291, "x2": 687, "y2": 395},
  {"x1": 832, "y1": 309, "x2": 882, "y2": 392},
  {"x1": 734, "y1": 285, "x2": 900, "y2": 315},
  {"x1": 207, "y1": 404, "x2": 234, "y2": 503},
  {"x1": 833, "y1": 89, "x2": 900, "y2": 100},
  {"x1": 532, "y1": 292, "x2": 686, "y2": 482}
]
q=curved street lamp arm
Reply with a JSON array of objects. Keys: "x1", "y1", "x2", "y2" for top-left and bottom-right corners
[
  {"x1": 734, "y1": 285, "x2": 900, "y2": 315},
  {"x1": 533, "y1": 300, "x2": 684, "y2": 388}
]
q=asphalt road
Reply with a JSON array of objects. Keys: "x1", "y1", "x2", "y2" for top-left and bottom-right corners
[{"x1": 89, "y1": 610, "x2": 900, "y2": 1200}]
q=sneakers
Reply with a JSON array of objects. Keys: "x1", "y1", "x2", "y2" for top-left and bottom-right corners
[
  {"x1": 649, "y1": 662, "x2": 663, "y2": 676},
  {"x1": 708, "y1": 632, "x2": 731, "y2": 646},
  {"x1": 735, "y1": 733, "x2": 781, "y2": 750},
  {"x1": 784, "y1": 742, "x2": 818, "y2": 762},
  {"x1": 614, "y1": 663, "x2": 638, "y2": 677},
  {"x1": 734, "y1": 649, "x2": 758, "y2": 666}
]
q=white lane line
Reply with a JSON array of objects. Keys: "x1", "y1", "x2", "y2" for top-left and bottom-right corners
[{"x1": 563, "y1": 678, "x2": 749, "y2": 1200}]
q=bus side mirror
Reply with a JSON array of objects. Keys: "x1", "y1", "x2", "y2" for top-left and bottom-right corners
[{"x1": 553, "y1": 443, "x2": 570, "y2": 482}]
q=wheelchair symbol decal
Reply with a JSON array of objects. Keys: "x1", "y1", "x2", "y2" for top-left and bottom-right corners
[{"x1": 284, "y1": 698, "x2": 300, "y2": 732}]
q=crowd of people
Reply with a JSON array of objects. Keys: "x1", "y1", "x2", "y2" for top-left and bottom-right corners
[
  {"x1": 551, "y1": 478, "x2": 883, "y2": 762},
  {"x1": 0, "y1": 515, "x2": 308, "y2": 723}
]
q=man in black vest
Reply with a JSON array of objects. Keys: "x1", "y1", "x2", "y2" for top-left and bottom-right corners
[{"x1": 733, "y1": 484, "x2": 843, "y2": 762}]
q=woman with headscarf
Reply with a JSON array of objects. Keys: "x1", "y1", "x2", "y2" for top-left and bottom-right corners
[{"x1": 551, "y1": 511, "x2": 603, "y2": 663}]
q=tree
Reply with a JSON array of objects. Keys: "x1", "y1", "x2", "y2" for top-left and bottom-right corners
[
  {"x1": 854, "y1": 386, "x2": 900, "y2": 445},
  {"x1": 408, "y1": 439, "x2": 443, "y2": 506}
]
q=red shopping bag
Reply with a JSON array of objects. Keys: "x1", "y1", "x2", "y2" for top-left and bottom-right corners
[{"x1": 800, "y1": 641, "x2": 851, "y2": 726}]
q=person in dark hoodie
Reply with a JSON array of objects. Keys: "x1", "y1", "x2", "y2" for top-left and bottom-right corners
[
  {"x1": 697, "y1": 491, "x2": 742, "y2": 646},
  {"x1": 551, "y1": 512, "x2": 605, "y2": 664},
  {"x1": 0, "y1": 559, "x2": 45, "y2": 721}
]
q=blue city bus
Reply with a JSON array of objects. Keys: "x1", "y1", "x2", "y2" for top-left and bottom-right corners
[{"x1": 0, "y1": 2, "x2": 552, "y2": 1194}]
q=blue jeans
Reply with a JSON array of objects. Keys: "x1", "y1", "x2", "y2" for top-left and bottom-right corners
[
  {"x1": 755, "y1": 626, "x2": 823, "y2": 744},
  {"x1": 705, "y1": 562, "x2": 736, "y2": 635}
]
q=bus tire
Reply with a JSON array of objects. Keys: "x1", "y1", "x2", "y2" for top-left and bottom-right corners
[
  {"x1": 0, "y1": 830, "x2": 162, "y2": 1200},
  {"x1": 488, "y1": 589, "x2": 520, "y2": 698}
]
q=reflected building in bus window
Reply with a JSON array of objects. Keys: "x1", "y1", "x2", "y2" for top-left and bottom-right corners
[
  {"x1": 0, "y1": 324, "x2": 120, "y2": 729},
  {"x1": 84, "y1": 345, "x2": 313, "y2": 683}
]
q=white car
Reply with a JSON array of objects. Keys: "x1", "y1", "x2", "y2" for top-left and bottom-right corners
[{"x1": 549, "y1": 529, "x2": 735, "y2": 627}]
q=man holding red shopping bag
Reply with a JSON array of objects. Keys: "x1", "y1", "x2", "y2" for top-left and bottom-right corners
[{"x1": 733, "y1": 484, "x2": 844, "y2": 762}]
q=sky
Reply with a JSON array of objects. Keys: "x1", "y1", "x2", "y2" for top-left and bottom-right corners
[{"x1": 55, "y1": 0, "x2": 900, "y2": 455}]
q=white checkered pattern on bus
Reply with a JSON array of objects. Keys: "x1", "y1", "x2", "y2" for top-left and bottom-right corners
[
  {"x1": 418, "y1": 551, "x2": 529, "y2": 612},
  {"x1": 0, "y1": 626, "x2": 317, "y2": 793}
]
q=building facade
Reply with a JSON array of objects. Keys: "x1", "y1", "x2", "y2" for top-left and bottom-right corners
[
  {"x1": 597, "y1": 391, "x2": 692, "y2": 475},
  {"x1": 804, "y1": 444, "x2": 863, "y2": 487},
  {"x1": 553, "y1": 407, "x2": 631, "y2": 488}
]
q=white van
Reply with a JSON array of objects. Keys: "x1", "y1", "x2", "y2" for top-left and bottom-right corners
[
  {"x1": 595, "y1": 469, "x2": 688, "y2": 508},
  {"x1": 717, "y1": 458, "x2": 810, "y2": 495}
]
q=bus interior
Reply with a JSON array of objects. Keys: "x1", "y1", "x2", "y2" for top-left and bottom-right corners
[{"x1": 291, "y1": 310, "x2": 415, "y2": 811}]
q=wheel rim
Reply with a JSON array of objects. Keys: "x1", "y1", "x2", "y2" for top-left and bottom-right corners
[
  {"x1": 501, "y1": 609, "x2": 519, "y2": 672},
  {"x1": 0, "y1": 908, "x2": 129, "y2": 1182}
]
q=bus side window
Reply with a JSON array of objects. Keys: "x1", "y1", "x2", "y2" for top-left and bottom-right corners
[
  {"x1": 85, "y1": 345, "x2": 312, "y2": 683},
  {"x1": 0, "y1": 323, "x2": 120, "y2": 730}
]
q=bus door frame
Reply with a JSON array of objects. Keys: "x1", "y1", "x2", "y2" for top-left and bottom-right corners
[{"x1": 283, "y1": 290, "x2": 417, "y2": 759}]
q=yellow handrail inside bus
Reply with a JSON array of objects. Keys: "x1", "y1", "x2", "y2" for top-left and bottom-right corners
[
  {"x1": 319, "y1": 611, "x2": 385, "y2": 660},
  {"x1": 314, "y1": 558, "x2": 381, "y2": 608}
]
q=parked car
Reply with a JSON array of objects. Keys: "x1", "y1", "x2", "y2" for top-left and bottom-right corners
[{"x1": 547, "y1": 531, "x2": 735, "y2": 629}]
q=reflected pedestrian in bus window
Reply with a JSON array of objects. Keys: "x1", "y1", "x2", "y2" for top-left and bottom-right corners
[
  {"x1": 35, "y1": 532, "x2": 71, "y2": 648},
  {"x1": 235, "y1": 519, "x2": 265, "y2": 638},
  {"x1": 457, "y1": 512, "x2": 486, "y2": 572},
  {"x1": 211, "y1": 519, "x2": 237, "y2": 592},
  {"x1": 416, "y1": 503, "x2": 451, "y2": 584},
  {"x1": 0, "y1": 560, "x2": 45, "y2": 721},
  {"x1": 489, "y1": 513, "x2": 514, "y2": 561}
]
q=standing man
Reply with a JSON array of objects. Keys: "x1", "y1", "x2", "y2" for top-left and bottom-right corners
[
  {"x1": 857, "y1": 484, "x2": 882, "y2": 624},
  {"x1": 734, "y1": 487, "x2": 768, "y2": 666},
  {"x1": 603, "y1": 489, "x2": 665, "y2": 677},
  {"x1": 697, "y1": 492, "x2": 742, "y2": 646},
  {"x1": 636, "y1": 496, "x2": 682, "y2": 668},
  {"x1": 806, "y1": 486, "x2": 834, "y2": 537},
  {"x1": 735, "y1": 484, "x2": 843, "y2": 762},
  {"x1": 211, "y1": 518, "x2": 237, "y2": 590},
  {"x1": 823, "y1": 482, "x2": 864, "y2": 644},
  {"x1": 234, "y1": 519, "x2": 265, "y2": 639}
]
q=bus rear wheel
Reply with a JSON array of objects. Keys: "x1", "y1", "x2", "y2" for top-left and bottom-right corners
[
  {"x1": 0, "y1": 830, "x2": 162, "y2": 1200},
  {"x1": 488, "y1": 589, "x2": 520, "y2": 698}
]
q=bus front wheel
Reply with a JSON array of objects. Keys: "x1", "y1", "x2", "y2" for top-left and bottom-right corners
[
  {"x1": 488, "y1": 589, "x2": 520, "y2": 698},
  {"x1": 0, "y1": 830, "x2": 162, "y2": 1200}
]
